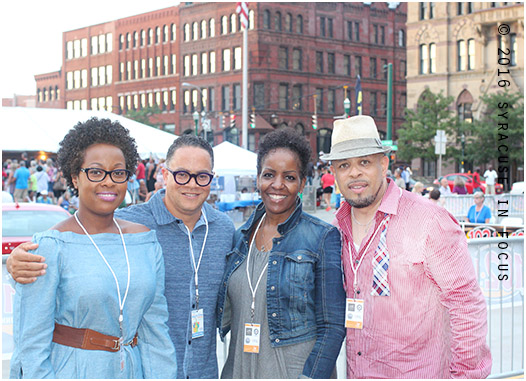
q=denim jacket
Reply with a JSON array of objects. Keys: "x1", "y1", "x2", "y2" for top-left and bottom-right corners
[{"x1": 216, "y1": 199, "x2": 346, "y2": 378}]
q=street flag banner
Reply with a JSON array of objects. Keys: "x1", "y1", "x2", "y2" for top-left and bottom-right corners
[
  {"x1": 355, "y1": 75, "x2": 362, "y2": 115},
  {"x1": 236, "y1": 2, "x2": 249, "y2": 29}
]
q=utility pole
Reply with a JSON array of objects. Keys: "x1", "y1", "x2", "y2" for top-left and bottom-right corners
[{"x1": 386, "y1": 63, "x2": 393, "y2": 141}]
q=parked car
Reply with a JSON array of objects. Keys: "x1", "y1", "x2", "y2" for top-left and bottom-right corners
[
  {"x1": 510, "y1": 181, "x2": 524, "y2": 195},
  {"x1": 2, "y1": 202, "x2": 70, "y2": 255},
  {"x1": 433, "y1": 173, "x2": 504, "y2": 194}
]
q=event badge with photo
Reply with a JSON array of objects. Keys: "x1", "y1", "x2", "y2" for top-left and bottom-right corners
[
  {"x1": 345, "y1": 298, "x2": 364, "y2": 329},
  {"x1": 191, "y1": 309, "x2": 204, "y2": 339},
  {"x1": 243, "y1": 323, "x2": 261, "y2": 353}
]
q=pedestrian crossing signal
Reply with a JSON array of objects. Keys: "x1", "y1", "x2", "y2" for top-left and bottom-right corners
[
  {"x1": 230, "y1": 114, "x2": 236, "y2": 128},
  {"x1": 250, "y1": 113, "x2": 256, "y2": 129}
]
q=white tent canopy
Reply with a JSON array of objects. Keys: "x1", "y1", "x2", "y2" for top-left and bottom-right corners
[
  {"x1": 212, "y1": 141, "x2": 257, "y2": 176},
  {"x1": 0, "y1": 107, "x2": 178, "y2": 159}
]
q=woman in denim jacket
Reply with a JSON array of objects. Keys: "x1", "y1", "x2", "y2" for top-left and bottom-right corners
[{"x1": 217, "y1": 128, "x2": 346, "y2": 378}]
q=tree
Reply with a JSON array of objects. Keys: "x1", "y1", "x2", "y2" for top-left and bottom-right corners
[
  {"x1": 125, "y1": 105, "x2": 162, "y2": 128},
  {"x1": 466, "y1": 90, "x2": 524, "y2": 187},
  {"x1": 397, "y1": 89, "x2": 460, "y2": 165}
]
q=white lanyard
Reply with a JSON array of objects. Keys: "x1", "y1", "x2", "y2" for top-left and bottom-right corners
[
  {"x1": 74, "y1": 212, "x2": 130, "y2": 336},
  {"x1": 184, "y1": 210, "x2": 209, "y2": 310},
  {"x1": 246, "y1": 213, "x2": 269, "y2": 322},
  {"x1": 348, "y1": 186, "x2": 401, "y2": 296}
]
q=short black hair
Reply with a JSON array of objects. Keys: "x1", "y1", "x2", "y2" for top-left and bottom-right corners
[
  {"x1": 430, "y1": 189, "x2": 441, "y2": 200},
  {"x1": 257, "y1": 128, "x2": 312, "y2": 179},
  {"x1": 57, "y1": 117, "x2": 139, "y2": 196},
  {"x1": 166, "y1": 134, "x2": 214, "y2": 168}
]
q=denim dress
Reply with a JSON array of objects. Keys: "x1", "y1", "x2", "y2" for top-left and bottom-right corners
[{"x1": 10, "y1": 229, "x2": 177, "y2": 379}]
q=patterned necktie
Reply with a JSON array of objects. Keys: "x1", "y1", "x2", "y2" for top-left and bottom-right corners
[{"x1": 371, "y1": 214, "x2": 391, "y2": 296}]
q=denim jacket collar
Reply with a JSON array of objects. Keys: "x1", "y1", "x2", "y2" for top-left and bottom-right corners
[{"x1": 240, "y1": 197, "x2": 303, "y2": 239}]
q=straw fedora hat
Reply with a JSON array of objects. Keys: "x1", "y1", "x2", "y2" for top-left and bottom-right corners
[{"x1": 321, "y1": 115, "x2": 391, "y2": 161}]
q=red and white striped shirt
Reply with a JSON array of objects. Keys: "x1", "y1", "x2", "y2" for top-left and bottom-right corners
[{"x1": 335, "y1": 180, "x2": 491, "y2": 378}]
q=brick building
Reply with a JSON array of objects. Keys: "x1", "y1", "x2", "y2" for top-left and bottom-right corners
[
  {"x1": 35, "y1": 2, "x2": 407, "y2": 154},
  {"x1": 406, "y1": 2, "x2": 524, "y2": 177}
]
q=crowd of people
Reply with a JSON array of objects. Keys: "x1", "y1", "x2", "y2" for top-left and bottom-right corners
[{"x1": 6, "y1": 115, "x2": 492, "y2": 379}]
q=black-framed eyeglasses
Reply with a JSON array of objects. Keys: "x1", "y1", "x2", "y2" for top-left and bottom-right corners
[
  {"x1": 165, "y1": 168, "x2": 214, "y2": 187},
  {"x1": 80, "y1": 168, "x2": 132, "y2": 183}
]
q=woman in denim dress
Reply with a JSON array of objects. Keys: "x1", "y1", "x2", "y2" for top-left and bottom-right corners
[{"x1": 217, "y1": 128, "x2": 346, "y2": 379}]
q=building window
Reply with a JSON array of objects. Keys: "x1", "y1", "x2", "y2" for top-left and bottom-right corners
[
  {"x1": 380, "y1": 92, "x2": 387, "y2": 117},
  {"x1": 510, "y1": 33, "x2": 517, "y2": 66},
  {"x1": 292, "y1": 84, "x2": 302, "y2": 110},
  {"x1": 221, "y1": 85, "x2": 230, "y2": 111},
  {"x1": 208, "y1": 87, "x2": 215, "y2": 111},
  {"x1": 171, "y1": 55, "x2": 176, "y2": 74},
  {"x1": 192, "y1": 22, "x2": 198, "y2": 40},
  {"x1": 91, "y1": 67, "x2": 98, "y2": 87},
  {"x1": 398, "y1": 30, "x2": 405, "y2": 47},
  {"x1": 192, "y1": 54, "x2": 198, "y2": 76},
  {"x1": 370, "y1": 92, "x2": 377, "y2": 116},
  {"x1": 279, "y1": 84, "x2": 289, "y2": 110},
  {"x1": 254, "y1": 82, "x2": 265, "y2": 109},
  {"x1": 316, "y1": 88, "x2": 323, "y2": 112},
  {"x1": 316, "y1": 51, "x2": 323, "y2": 73},
  {"x1": 373, "y1": 25, "x2": 378, "y2": 44},
  {"x1": 222, "y1": 49, "x2": 231, "y2": 71},
  {"x1": 183, "y1": 90, "x2": 190, "y2": 113},
  {"x1": 201, "y1": 52, "x2": 208, "y2": 74},
  {"x1": 344, "y1": 55, "x2": 351, "y2": 76},
  {"x1": 429, "y1": 43, "x2": 436, "y2": 73},
  {"x1": 279, "y1": 47, "x2": 289, "y2": 69},
  {"x1": 457, "y1": 2, "x2": 463, "y2": 15},
  {"x1": 457, "y1": 40, "x2": 466, "y2": 71},
  {"x1": 184, "y1": 55, "x2": 190, "y2": 76},
  {"x1": 210, "y1": 51, "x2": 216, "y2": 73},
  {"x1": 467, "y1": 39, "x2": 475, "y2": 70},
  {"x1": 328, "y1": 89, "x2": 335, "y2": 113},
  {"x1": 320, "y1": 17, "x2": 326, "y2": 37},
  {"x1": 230, "y1": 14, "x2": 237, "y2": 33},
  {"x1": 400, "y1": 60, "x2": 407, "y2": 79},
  {"x1": 125, "y1": 33, "x2": 130, "y2": 49},
  {"x1": 201, "y1": 20, "x2": 207, "y2": 39},
  {"x1": 467, "y1": 2, "x2": 473, "y2": 13},
  {"x1": 233, "y1": 84, "x2": 241, "y2": 110},
  {"x1": 171, "y1": 23, "x2": 176, "y2": 41},
  {"x1": 347, "y1": 21, "x2": 353, "y2": 40},
  {"x1": 155, "y1": 27, "x2": 160, "y2": 44},
  {"x1": 275, "y1": 12, "x2": 282, "y2": 31},
  {"x1": 380, "y1": 26, "x2": 385, "y2": 45},
  {"x1": 234, "y1": 47, "x2": 242, "y2": 70},
  {"x1": 420, "y1": 2, "x2": 426, "y2": 20},
  {"x1": 296, "y1": 15, "x2": 303, "y2": 34},
  {"x1": 328, "y1": 18, "x2": 333, "y2": 38},
  {"x1": 91, "y1": 36, "x2": 98, "y2": 55},
  {"x1": 264, "y1": 10, "x2": 270, "y2": 29},
  {"x1": 328, "y1": 53, "x2": 335, "y2": 74},
  {"x1": 354, "y1": 22, "x2": 360, "y2": 41},
  {"x1": 419, "y1": 44, "x2": 428, "y2": 74},
  {"x1": 429, "y1": 2, "x2": 435, "y2": 18},
  {"x1": 221, "y1": 16, "x2": 228, "y2": 34},
  {"x1": 355, "y1": 55, "x2": 362, "y2": 77},
  {"x1": 118, "y1": 35, "x2": 123, "y2": 51},
  {"x1": 293, "y1": 48, "x2": 302, "y2": 70},
  {"x1": 209, "y1": 18, "x2": 215, "y2": 37},
  {"x1": 285, "y1": 13, "x2": 292, "y2": 32},
  {"x1": 381, "y1": 59, "x2": 387, "y2": 79},
  {"x1": 367, "y1": 57, "x2": 376, "y2": 79}
]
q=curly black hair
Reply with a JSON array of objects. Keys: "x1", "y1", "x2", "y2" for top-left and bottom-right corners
[
  {"x1": 166, "y1": 134, "x2": 214, "y2": 168},
  {"x1": 57, "y1": 117, "x2": 139, "y2": 195},
  {"x1": 257, "y1": 128, "x2": 312, "y2": 179}
]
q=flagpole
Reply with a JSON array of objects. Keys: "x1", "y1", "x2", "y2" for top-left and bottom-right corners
[{"x1": 242, "y1": 26, "x2": 248, "y2": 149}]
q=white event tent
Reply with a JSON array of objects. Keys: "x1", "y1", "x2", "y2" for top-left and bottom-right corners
[
  {"x1": 212, "y1": 141, "x2": 257, "y2": 177},
  {"x1": 0, "y1": 107, "x2": 178, "y2": 159}
]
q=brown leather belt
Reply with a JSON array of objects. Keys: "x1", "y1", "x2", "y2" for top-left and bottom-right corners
[{"x1": 52, "y1": 323, "x2": 138, "y2": 353}]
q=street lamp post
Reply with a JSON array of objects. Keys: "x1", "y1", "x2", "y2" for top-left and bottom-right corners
[
  {"x1": 193, "y1": 111, "x2": 199, "y2": 136},
  {"x1": 461, "y1": 133, "x2": 465, "y2": 173},
  {"x1": 270, "y1": 114, "x2": 279, "y2": 128}
]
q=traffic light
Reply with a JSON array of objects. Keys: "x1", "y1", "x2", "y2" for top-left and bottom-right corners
[
  {"x1": 389, "y1": 152, "x2": 396, "y2": 163},
  {"x1": 250, "y1": 113, "x2": 256, "y2": 129},
  {"x1": 312, "y1": 114, "x2": 318, "y2": 130},
  {"x1": 230, "y1": 113, "x2": 236, "y2": 128},
  {"x1": 220, "y1": 113, "x2": 225, "y2": 129}
]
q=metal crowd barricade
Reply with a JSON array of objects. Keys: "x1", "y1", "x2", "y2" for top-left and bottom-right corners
[
  {"x1": 468, "y1": 236, "x2": 524, "y2": 377},
  {"x1": 442, "y1": 194, "x2": 524, "y2": 224}
]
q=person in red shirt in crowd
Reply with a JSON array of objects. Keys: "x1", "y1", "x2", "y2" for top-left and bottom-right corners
[
  {"x1": 472, "y1": 167, "x2": 482, "y2": 193},
  {"x1": 136, "y1": 158, "x2": 146, "y2": 192},
  {"x1": 322, "y1": 115, "x2": 491, "y2": 379},
  {"x1": 320, "y1": 167, "x2": 335, "y2": 211}
]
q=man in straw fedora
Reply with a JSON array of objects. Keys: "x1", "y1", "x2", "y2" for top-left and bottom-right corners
[{"x1": 323, "y1": 115, "x2": 491, "y2": 378}]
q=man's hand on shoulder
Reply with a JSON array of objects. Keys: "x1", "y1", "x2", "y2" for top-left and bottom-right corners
[{"x1": 7, "y1": 242, "x2": 46, "y2": 284}]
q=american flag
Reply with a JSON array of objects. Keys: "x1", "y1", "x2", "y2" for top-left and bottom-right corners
[{"x1": 236, "y1": 2, "x2": 249, "y2": 29}]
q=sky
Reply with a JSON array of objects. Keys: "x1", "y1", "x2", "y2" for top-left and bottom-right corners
[{"x1": 0, "y1": 0, "x2": 179, "y2": 99}]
